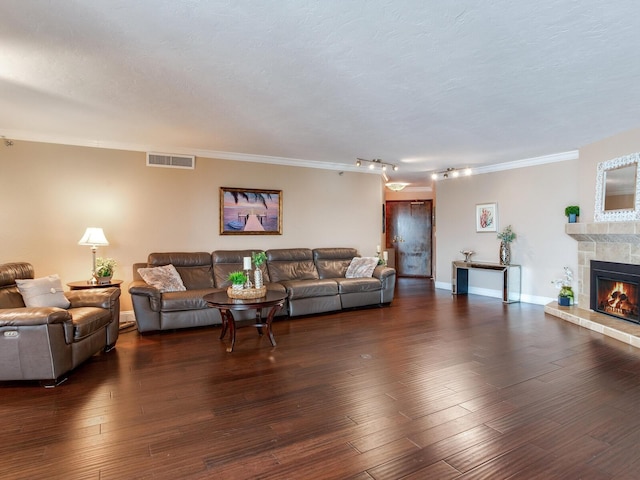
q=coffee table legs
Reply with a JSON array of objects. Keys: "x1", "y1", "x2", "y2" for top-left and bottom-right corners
[
  {"x1": 219, "y1": 309, "x2": 236, "y2": 352},
  {"x1": 218, "y1": 303, "x2": 283, "y2": 352}
]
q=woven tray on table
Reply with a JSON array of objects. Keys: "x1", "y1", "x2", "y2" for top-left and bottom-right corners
[{"x1": 226, "y1": 286, "x2": 267, "y2": 299}]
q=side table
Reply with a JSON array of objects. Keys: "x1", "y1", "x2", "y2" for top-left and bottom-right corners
[{"x1": 67, "y1": 280, "x2": 123, "y2": 290}]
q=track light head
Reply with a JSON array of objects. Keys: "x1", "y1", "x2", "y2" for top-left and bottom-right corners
[{"x1": 355, "y1": 158, "x2": 398, "y2": 172}]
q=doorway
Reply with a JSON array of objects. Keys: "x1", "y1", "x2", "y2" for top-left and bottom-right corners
[{"x1": 385, "y1": 200, "x2": 433, "y2": 277}]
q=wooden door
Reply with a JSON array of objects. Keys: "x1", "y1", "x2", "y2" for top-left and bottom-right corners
[{"x1": 385, "y1": 200, "x2": 433, "y2": 277}]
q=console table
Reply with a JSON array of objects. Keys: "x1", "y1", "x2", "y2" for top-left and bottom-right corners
[{"x1": 451, "y1": 261, "x2": 521, "y2": 303}]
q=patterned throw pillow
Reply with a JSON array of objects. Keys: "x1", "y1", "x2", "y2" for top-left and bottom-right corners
[
  {"x1": 137, "y1": 264, "x2": 186, "y2": 292},
  {"x1": 15, "y1": 274, "x2": 71, "y2": 308},
  {"x1": 345, "y1": 257, "x2": 379, "y2": 278}
]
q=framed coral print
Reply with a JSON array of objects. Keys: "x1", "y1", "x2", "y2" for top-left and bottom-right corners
[
  {"x1": 476, "y1": 203, "x2": 497, "y2": 232},
  {"x1": 220, "y1": 187, "x2": 282, "y2": 235}
]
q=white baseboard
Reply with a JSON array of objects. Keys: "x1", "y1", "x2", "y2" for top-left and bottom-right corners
[
  {"x1": 120, "y1": 310, "x2": 135, "y2": 323},
  {"x1": 434, "y1": 282, "x2": 557, "y2": 306}
]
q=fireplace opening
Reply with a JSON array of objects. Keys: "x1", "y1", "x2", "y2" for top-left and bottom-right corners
[{"x1": 591, "y1": 261, "x2": 640, "y2": 324}]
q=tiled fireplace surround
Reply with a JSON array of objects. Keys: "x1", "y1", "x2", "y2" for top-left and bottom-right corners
[{"x1": 544, "y1": 221, "x2": 640, "y2": 347}]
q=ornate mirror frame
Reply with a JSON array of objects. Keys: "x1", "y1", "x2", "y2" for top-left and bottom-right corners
[{"x1": 594, "y1": 152, "x2": 640, "y2": 222}]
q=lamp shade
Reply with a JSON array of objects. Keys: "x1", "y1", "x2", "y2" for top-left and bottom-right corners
[{"x1": 78, "y1": 227, "x2": 109, "y2": 246}]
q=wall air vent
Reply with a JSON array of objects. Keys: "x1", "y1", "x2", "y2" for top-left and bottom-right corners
[{"x1": 146, "y1": 152, "x2": 195, "y2": 169}]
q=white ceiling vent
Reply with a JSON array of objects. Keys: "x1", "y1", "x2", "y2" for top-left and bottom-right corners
[{"x1": 146, "y1": 152, "x2": 195, "y2": 169}]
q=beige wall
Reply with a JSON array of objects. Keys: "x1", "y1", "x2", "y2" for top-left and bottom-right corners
[
  {"x1": 578, "y1": 127, "x2": 640, "y2": 221},
  {"x1": 1, "y1": 141, "x2": 384, "y2": 310},
  {"x1": 434, "y1": 160, "x2": 580, "y2": 303}
]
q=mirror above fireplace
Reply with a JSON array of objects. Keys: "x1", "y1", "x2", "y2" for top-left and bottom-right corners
[{"x1": 594, "y1": 152, "x2": 640, "y2": 222}]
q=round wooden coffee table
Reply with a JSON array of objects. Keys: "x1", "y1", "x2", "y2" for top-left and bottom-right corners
[{"x1": 203, "y1": 290, "x2": 287, "y2": 352}]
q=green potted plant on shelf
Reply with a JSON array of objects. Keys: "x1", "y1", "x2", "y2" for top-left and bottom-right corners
[
  {"x1": 227, "y1": 271, "x2": 247, "y2": 290},
  {"x1": 95, "y1": 257, "x2": 116, "y2": 284},
  {"x1": 565, "y1": 205, "x2": 580, "y2": 223}
]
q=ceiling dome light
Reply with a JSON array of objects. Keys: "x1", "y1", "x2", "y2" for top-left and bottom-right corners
[{"x1": 386, "y1": 182, "x2": 409, "y2": 191}]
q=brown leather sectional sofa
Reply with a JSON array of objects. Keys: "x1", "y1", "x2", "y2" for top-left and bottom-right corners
[{"x1": 129, "y1": 248, "x2": 396, "y2": 333}]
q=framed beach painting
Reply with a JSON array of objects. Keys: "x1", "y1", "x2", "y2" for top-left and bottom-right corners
[
  {"x1": 476, "y1": 203, "x2": 497, "y2": 232},
  {"x1": 220, "y1": 187, "x2": 282, "y2": 235}
]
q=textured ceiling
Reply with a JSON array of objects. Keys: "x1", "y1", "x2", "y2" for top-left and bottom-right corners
[{"x1": 2, "y1": 1, "x2": 640, "y2": 187}]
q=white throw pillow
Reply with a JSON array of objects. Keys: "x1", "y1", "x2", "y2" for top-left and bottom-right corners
[
  {"x1": 345, "y1": 257, "x2": 379, "y2": 278},
  {"x1": 15, "y1": 274, "x2": 71, "y2": 309},
  {"x1": 137, "y1": 264, "x2": 186, "y2": 292}
]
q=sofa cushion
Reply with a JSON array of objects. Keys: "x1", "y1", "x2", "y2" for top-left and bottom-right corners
[
  {"x1": 148, "y1": 252, "x2": 214, "y2": 289},
  {"x1": 336, "y1": 277, "x2": 382, "y2": 294},
  {"x1": 138, "y1": 264, "x2": 186, "y2": 292},
  {"x1": 160, "y1": 289, "x2": 220, "y2": 312},
  {"x1": 15, "y1": 274, "x2": 71, "y2": 309},
  {"x1": 212, "y1": 250, "x2": 270, "y2": 288},
  {"x1": 345, "y1": 257, "x2": 379, "y2": 278},
  {"x1": 280, "y1": 279, "x2": 338, "y2": 299},
  {"x1": 313, "y1": 248, "x2": 358, "y2": 279},
  {"x1": 69, "y1": 306, "x2": 111, "y2": 340},
  {"x1": 266, "y1": 248, "x2": 319, "y2": 282}
]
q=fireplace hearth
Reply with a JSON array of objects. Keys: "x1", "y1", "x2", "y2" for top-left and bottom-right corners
[{"x1": 591, "y1": 260, "x2": 640, "y2": 325}]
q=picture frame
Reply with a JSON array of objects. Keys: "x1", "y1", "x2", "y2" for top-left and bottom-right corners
[
  {"x1": 220, "y1": 187, "x2": 282, "y2": 235},
  {"x1": 476, "y1": 203, "x2": 497, "y2": 232}
]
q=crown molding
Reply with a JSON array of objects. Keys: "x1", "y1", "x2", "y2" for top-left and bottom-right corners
[
  {"x1": 0, "y1": 129, "x2": 370, "y2": 173},
  {"x1": 2, "y1": 129, "x2": 579, "y2": 178},
  {"x1": 470, "y1": 150, "x2": 579, "y2": 175}
]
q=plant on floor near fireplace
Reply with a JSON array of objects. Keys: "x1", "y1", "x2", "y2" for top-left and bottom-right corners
[{"x1": 552, "y1": 266, "x2": 574, "y2": 306}]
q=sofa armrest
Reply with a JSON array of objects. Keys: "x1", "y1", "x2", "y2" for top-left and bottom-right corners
[
  {"x1": 65, "y1": 287, "x2": 121, "y2": 310},
  {"x1": 0, "y1": 307, "x2": 71, "y2": 327},
  {"x1": 372, "y1": 265, "x2": 395, "y2": 280},
  {"x1": 129, "y1": 280, "x2": 161, "y2": 300}
]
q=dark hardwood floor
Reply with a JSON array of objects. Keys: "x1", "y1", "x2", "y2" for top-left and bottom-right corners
[{"x1": 3, "y1": 278, "x2": 640, "y2": 479}]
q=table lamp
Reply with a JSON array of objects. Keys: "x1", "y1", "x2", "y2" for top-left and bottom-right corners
[{"x1": 78, "y1": 227, "x2": 109, "y2": 284}]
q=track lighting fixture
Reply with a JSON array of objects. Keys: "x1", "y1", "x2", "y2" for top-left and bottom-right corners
[
  {"x1": 356, "y1": 158, "x2": 398, "y2": 172},
  {"x1": 430, "y1": 167, "x2": 472, "y2": 180}
]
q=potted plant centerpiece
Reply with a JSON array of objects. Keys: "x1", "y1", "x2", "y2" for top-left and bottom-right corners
[
  {"x1": 251, "y1": 251, "x2": 267, "y2": 289},
  {"x1": 227, "y1": 271, "x2": 247, "y2": 291},
  {"x1": 565, "y1": 205, "x2": 580, "y2": 223},
  {"x1": 95, "y1": 257, "x2": 116, "y2": 285},
  {"x1": 496, "y1": 225, "x2": 516, "y2": 265}
]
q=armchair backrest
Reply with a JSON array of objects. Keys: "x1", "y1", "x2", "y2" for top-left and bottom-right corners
[{"x1": 0, "y1": 262, "x2": 33, "y2": 308}]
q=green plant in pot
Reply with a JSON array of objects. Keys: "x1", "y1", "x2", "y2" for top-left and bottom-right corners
[
  {"x1": 227, "y1": 271, "x2": 247, "y2": 290},
  {"x1": 552, "y1": 266, "x2": 574, "y2": 306},
  {"x1": 251, "y1": 251, "x2": 267, "y2": 289},
  {"x1": 95, "y1": 257, "x2": 116, "y2": 284},
  {"x1": 565, "y1": 205, "x2": 579, "y2": 223}
]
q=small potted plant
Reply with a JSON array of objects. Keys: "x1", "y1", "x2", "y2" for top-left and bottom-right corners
[
  {"x1": 227, "y1": 271, "x2": 247, "y2": 290},
  {"x1": 251, "y1": 251, "x2": 267, "y2": 289},
  {"x1": 95, "y1": 257, "x2": 116, "y2": 284},
  {"x1": 565, "y1": 205, "x2": 580, "y2": 223},
  {"x1": 552, "y1": 267, "x2": 574, "y2": 306}
]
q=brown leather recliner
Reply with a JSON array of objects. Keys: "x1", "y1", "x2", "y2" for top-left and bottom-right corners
[{"x1": 0, "y1": 262, "x2": 120, "y2": 386}]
